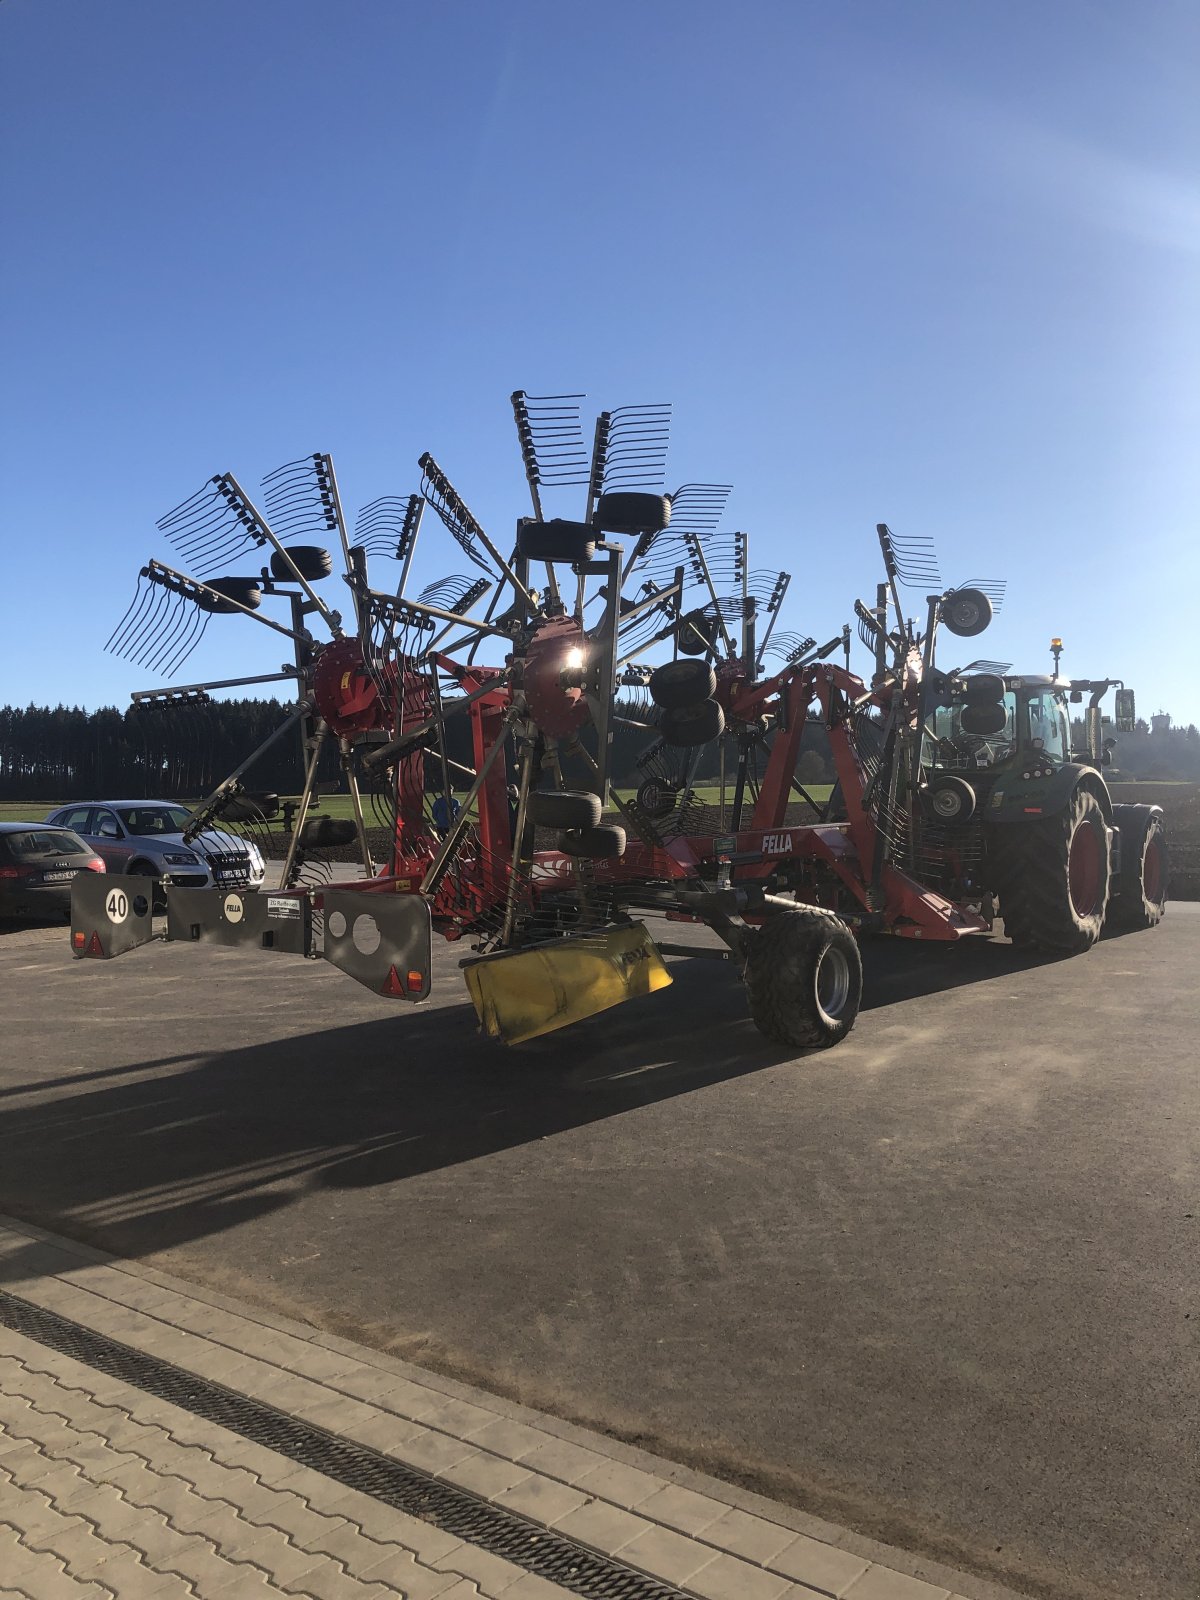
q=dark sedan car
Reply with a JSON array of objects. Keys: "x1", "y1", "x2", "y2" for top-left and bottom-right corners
[{"x1": 0, "y1": 823, "x2": 106, "y2": 921}]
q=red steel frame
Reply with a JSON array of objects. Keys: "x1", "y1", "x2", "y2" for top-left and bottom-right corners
[{"x1": 352, "y1": 649, "x2": 989, "y2": 947}]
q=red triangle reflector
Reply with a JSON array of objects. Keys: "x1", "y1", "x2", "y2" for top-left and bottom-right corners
[
  {"x1": 86, "y1": 932, "x2": 104, "y2": 957},
  {"x1": 380, "y1": 964, "x2": 406, "y2": 997}
]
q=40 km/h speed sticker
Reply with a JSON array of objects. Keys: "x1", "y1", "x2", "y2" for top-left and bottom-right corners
[{"x1": 105, "y1": 888, "x2": 130, "y2": 924}]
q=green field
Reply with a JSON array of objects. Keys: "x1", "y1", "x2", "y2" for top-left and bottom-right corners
[{"x1": 2, "y1": 785, "x2": 834, "y2": 831}]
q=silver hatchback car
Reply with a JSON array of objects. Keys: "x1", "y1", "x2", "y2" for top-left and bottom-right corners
[{"x1": 44, "y1": 801, "x2": 266, "y2": 893}]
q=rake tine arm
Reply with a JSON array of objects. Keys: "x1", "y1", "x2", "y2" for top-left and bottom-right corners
[
  {"x1": 148, "y1": 559, "x2": 313, "y2": 645},
  {"x1": 684, "y1": 533, "x2": 736, "y2": 655},
  {"x1": 223, "y1": 473, "x2": 343, "y2": 636},
  {"x1": 130, "y1": 669, "x2": 304, "y2": 703}
]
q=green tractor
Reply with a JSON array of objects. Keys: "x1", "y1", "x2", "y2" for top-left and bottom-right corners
[{"x1": 914, "y1": 673, "x2": 1167, "y2": 950}]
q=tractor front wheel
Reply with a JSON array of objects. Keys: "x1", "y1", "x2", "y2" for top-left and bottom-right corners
[
  {"x1": 989, "y1": 784, "x2": 1111, "y2": 953},
  {"x1": 745, "y1": 908, "x2": 863, "y2": 1049}
]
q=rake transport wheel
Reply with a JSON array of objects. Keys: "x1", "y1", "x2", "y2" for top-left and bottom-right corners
[
  {"x1": 660, "y1": 699, "x2": 725, "y2": 746},
  {"x1": 527, "y1": 789, "x2": 603, "y2": 829},
  {"x1": 990, "y1": 784, "x2": 1112, "y2": 953},
  {"x1": 559, "y1": 824, "x2": 626, "y2": 859},
  {"x1": 745, "y1": 908, "x2": 863, "y2": 1049},
  {"x1": 649, "y1": 658, "x2": 718, "y2": 709},
  {"x1": 1109, "y1": 804, "x2": 1168, "y2": 930}
]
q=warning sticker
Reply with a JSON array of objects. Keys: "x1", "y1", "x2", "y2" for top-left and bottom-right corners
[{"x1": 267, "y1": 897, "x2": 301, "y2": 919}]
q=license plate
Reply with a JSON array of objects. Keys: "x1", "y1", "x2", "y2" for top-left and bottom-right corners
[
  {"x1": 43, "y1": 870, "x2": 77, "y2": 882},
  {"x1": 216, "y1": 873, "x2": 248, "y2": 886}
]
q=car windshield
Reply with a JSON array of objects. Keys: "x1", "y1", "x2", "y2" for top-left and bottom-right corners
[
  {"x1": 6, "y1": 830, "x2": 89, "y2": 858},
  {"x1": 115, "y1": 805, "x2": 193, "y2": 836}
]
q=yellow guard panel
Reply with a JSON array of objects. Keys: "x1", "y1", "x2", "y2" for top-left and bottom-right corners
[{"x1": 463, "y1": 922, "x2": 672, "y2": 1045}]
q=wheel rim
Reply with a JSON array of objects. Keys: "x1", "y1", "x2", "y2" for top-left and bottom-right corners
[
  {"x1": 932, "y1": 787, "x2": 964, "y2": 820},
  {"x1": 1068, "y1": 820, "x2": 1103, "y2": 916},
  {"x1": 815, "y1": 944, "x2": 852, "y2": 1022},
  {"x1": 1143, "y1": 834, "x2": 1165, "y2": 904}
]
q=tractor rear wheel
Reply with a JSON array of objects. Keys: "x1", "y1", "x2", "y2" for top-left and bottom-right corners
[
  {"x1": 1109, "y1": 805, "x2": 1167, "y2": 930},
  {"x1": 989, "y1": 784, "x2": 1111, "y2": 952},
  {"x1": 745, "y1": 907, "x2": 862, "y2": 1049}
]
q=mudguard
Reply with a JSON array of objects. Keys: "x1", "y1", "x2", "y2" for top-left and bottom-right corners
[{"x1": 983, "y1": 762, "x2": 1112, "y2": 824}]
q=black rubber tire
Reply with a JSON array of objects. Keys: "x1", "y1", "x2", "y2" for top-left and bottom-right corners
[
  {"x1": 940, "y1": 587, "x2": 993, "y2": 638},
  {"x1": 1108, "y1": 805, "x2": 1168, "y2": 930},
  {"x1": 128, "y1": 859, "x2": 166, "y2": 914},
  {"x1": 527, "y1": 789, "x2": 603, "y2": 830},
  {"x1": 516, "y1": 519, "x2": 596, "y2": 564},
  {"x1": 961, "y1": 700, "x2": 1007, "y2": 736},
  {"x1": 988, "y1": 784, "x2": 1111, "y2": 952},
  {"x1": 635, "y1": 777, "x2": 679, "y2": 819},
  {"x1": 197, "y1": 577, "x2": 263, "y2": 614},
  {"x1": 649, "y1": 659, "x2": 718, "y2": 710},
  {"x1": 963, "y1": 672, "x2": 1006, "y2": 704},
  {"x1": 676, "y1": 610, "x2": 719, "y2": 655},
  {"x1": 299, "y1": 816, "x2": 358, "y2": 849},
  {"x1": 659, "y1": 699, "x2": 725, "y2": 746},
  {"x1": 745, "y1": 907, "x2": 863, "y2": 1049},
  {"x1": 923, "y1": 775, "x2": 976, "y2": 823},
  {"x1": 271, "y1": 545, "x2": 333, "y2": 582},
  {"x1": 559, "y1": 824, "x2": 626, "y2": 859},
  {"x1": 220, "y1": 791, "x2": 280, "y2": 823},
  {"x1": 594, "y1": 492, "x2": 671, "y2": 533}
]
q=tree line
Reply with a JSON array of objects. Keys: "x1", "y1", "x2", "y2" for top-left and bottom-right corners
[
  {"x1": 7, "y1": 697, "x2": 1196, "y2": 807},
  {"x1": 0, "y1": 701, "x2": 332, "y2": 801}
]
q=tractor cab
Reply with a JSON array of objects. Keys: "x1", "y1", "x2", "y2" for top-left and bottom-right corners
[{"x1": 924, "y1": 679, "x2": 1070, "y2": 779}]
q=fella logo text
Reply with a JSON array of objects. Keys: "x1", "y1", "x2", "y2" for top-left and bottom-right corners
[{"x1": 761, "y1": 833, "x2": 793, "y2": 855}]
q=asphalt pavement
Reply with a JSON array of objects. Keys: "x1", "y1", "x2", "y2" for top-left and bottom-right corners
[{"x1": 0, "y1": 906, "x2": 1195, "y2": 1600}]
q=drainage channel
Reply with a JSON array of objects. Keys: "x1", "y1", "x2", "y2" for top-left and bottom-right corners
[{"x1": 0, "y1": 1288, "x2": 688, "y2": 1600}]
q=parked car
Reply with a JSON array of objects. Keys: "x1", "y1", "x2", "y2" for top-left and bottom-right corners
[
  {"x1": 43, "y1": 801, "x2": 266, "y2": 895},
  {"x1": 0, "y1": 823, "x2": 106, "y2": 921}
]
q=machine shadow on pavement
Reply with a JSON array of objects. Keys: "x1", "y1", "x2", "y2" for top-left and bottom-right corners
[{"x1": 0, "y1": 931, "x2": 1057, "y2": 1279}]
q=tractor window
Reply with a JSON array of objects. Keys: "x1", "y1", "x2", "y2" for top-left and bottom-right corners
[
  {"x1": 925, "y1": 693, "x2": 1016, "y2": 769},
  {"x1": 1023, "y1": 692, "x2": 1068, "y2": 761}
]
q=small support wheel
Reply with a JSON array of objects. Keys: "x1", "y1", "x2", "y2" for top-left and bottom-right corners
[
  {"x1": 516, "y1": 519, "x2": 596, "y2": 564},
  {"x1": 527, "y1": 789, "x2": 603, "y2": 829},
  {"x1": 594, "y1": 491, "x2": 671, "y2": 533},
  {"x1": 659, "y1": 699, "x2": 725, "y2": 746},
  {"x1": 649, "y1": 658, "x2": 718, "y2": 710},
  {"x1": 745, "y1": 908, "x2": 863, "y2": 1049},
  {"x1": 559, "y1": 824, "x2": 626, "y2": 859}
]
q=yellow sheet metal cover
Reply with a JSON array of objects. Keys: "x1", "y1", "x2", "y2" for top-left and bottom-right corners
[{"x1": 463, "y1": 922, "x2": 672, "y2": 1045}]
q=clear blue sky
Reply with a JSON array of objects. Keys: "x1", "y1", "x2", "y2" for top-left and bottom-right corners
[{"x1": 3, "y1": 0, "x2": 1198, "y2": 725}]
